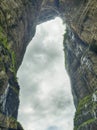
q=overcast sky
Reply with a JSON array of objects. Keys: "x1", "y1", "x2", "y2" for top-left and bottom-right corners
[{"x1": 17, "y1": 17, "x2": 75, "y2": 130}]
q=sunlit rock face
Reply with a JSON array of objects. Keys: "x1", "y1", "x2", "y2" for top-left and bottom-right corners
[{"x1": 0, "y1": 0, "x2": 97, "y2": 130}]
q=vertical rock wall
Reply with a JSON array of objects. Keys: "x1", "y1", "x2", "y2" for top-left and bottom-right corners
[
  {"x1": 0, "y1": 0, "x2": 39, "y2": 129},
  {"x1": 63, "y1": 0, "x2": 97, "y2": 129},
  {"x1": 64, "y1": 26, "x2": 97, "y2": 130}
]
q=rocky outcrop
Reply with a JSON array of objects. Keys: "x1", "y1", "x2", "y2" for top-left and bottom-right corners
[
  {"x1": 0, "y1": 0, "x2": 97, "y2": 130},
  {"x1": 64, "y1": 26, "x2": 97, "y2": 130}
]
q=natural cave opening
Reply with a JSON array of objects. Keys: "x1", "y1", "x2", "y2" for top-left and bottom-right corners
[{"x1": 17, "y1": 17, "x2": 75, "y2": 130}]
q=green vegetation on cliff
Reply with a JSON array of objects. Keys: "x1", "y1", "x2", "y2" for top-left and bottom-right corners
[
  {"x1": 0, "y1": 26, "x2": 17, "y2": 78},
  {"x1": 74, "y1": 91, "x2": 97, "y2": 130},
  {"x1": 0, "y1": 25, "x2": 19, "y2": 96}
]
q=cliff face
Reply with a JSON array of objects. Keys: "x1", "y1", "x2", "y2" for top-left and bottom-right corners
[{"x1": 0, "y1": 0, "x2": 97, "y2": 130}]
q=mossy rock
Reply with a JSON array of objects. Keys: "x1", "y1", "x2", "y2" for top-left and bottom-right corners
[{"x1": 74, "y1": 92, "x2": 97, "y2": 130}]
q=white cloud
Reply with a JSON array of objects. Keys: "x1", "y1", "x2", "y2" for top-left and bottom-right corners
[{"x1": 17, "y1": 17, "x2": 75, "y2": 130}]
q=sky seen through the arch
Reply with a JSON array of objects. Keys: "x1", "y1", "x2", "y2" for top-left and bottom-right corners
[{"x1": 17, "y1": 17, "x2": 75, "y2": 130}]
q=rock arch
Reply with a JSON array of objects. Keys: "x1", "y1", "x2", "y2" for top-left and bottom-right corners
[{"x1": 0, "y1": 0, "x2": 97, "y2": 130}]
